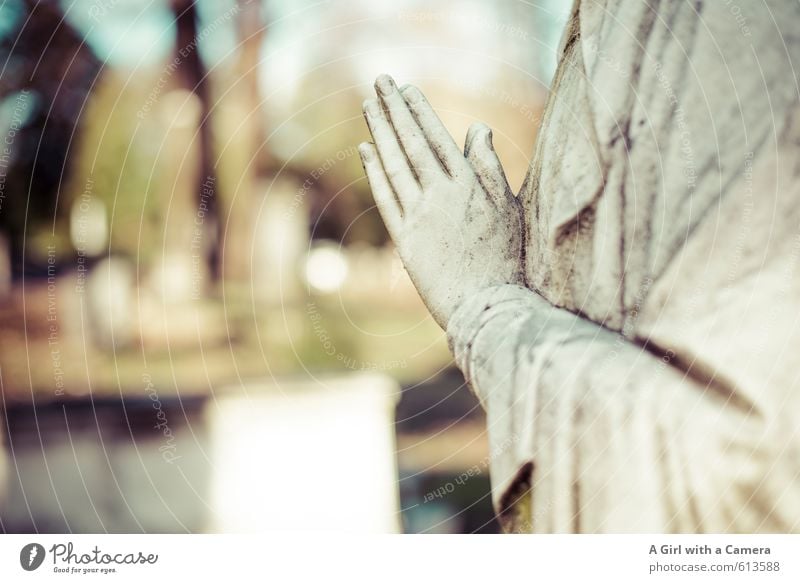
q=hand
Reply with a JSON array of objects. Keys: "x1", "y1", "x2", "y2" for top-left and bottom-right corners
[{"x1": 359, "y1": 74, "x2": 523, "y2": 329}]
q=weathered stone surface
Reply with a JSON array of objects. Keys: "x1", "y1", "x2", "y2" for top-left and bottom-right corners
[{"x1": 362, "y1": 0, "x2": 800, "y2": 532}]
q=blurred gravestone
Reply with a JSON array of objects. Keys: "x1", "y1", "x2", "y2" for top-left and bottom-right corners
[
  {"x1": 85, "y1": 257, "x2": 134, "y2": 349},
  {"x1": 207, "y1": 373, "x2": 400, "y2": 532},
  {"x1": 253, "y1": 176, "x2": 308, "y2": 304}
]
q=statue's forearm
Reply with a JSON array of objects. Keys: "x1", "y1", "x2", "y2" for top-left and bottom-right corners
[{"x1": 447, "y1": 284, "x2": 786, "y2": 533}]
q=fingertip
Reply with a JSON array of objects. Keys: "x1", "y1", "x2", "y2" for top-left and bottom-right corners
[
  {"x1": 470, "y1": 122, "x2": 493, "y2": 143},
  {"x1": 465, "y1": 122, "x2": 488, "y2": 153},
  {"x1": 468, "y1": 121, "x2": 490, "y2": 137},
  {"x1": 399, "y1": 84, "x2": 422, "y2": 105},
  {"x1": 362, "y1": 98, "x2": 380, "y2": 118},
  {"x1": 375, "y1": 74, "x2": 396, "y2": 97}
]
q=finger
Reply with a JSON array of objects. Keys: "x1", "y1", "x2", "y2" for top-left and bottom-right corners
[
  {"x1": 464, "y1": 122, "x2": 488, "y2": 158},
  {"x1": 465, "y1": 122, "x2": 512, "y2": 204},
  {"x1": 400, "y1": 84, "x2": 471, "y2": 179},
  {"x1": 374, "y1": 74, "x2": 443, "y2": 186},
  {"x1": 363, "y1": 97, "x2": 421, "y2": 206},
  {"x1": 359, "y1": 141, "x2": 403, "y2": 238}
]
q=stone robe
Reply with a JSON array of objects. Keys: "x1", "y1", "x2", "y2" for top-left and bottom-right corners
[{"x1": 448, "y1": 0, "x2": 800, "y2": 532}]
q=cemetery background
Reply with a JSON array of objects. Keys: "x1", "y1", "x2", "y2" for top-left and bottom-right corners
[{"x1": 0, "y1": 0, "x2": 569, "y2": 533}]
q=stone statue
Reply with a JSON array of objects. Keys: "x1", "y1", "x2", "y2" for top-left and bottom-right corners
[{"x1": 359, "y1": 0, "x2": 800, "y2": 533}]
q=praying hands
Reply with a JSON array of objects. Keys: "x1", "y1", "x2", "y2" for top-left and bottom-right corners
[{"x1": 359, "y1": 74, "x2": 524, "y2": 329}]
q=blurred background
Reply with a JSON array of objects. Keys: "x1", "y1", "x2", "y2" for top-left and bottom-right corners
[{"x1": 0, "y1": 0, "x2": 570, "y2": 533}]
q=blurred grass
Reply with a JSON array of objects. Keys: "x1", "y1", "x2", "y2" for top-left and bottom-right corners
[{"x1": 0, "y1": 281, "x2": 450, "y2": 402}]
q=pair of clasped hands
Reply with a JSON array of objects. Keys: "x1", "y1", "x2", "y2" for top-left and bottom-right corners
[{"x1": 359, "y1": 74, "x2": 523, "y2": 329}]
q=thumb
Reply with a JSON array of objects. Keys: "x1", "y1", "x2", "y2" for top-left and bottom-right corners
[{"x1": 464, "y1": 122, "x2": 512, "y2": 204}]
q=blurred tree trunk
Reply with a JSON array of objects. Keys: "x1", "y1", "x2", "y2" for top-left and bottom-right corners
[
  {"x1": 217, "y1": 0, "x2": 269, "y2": 282},
  {"x1": 0, "y1": 0, "x2": 100, "y2": 276},
  {"x1": 237, "y1": 0, "x2": 269, "y2": 177},
  {"x1": 171, "y1": 0, "x2": 221, "y2": 281}
]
